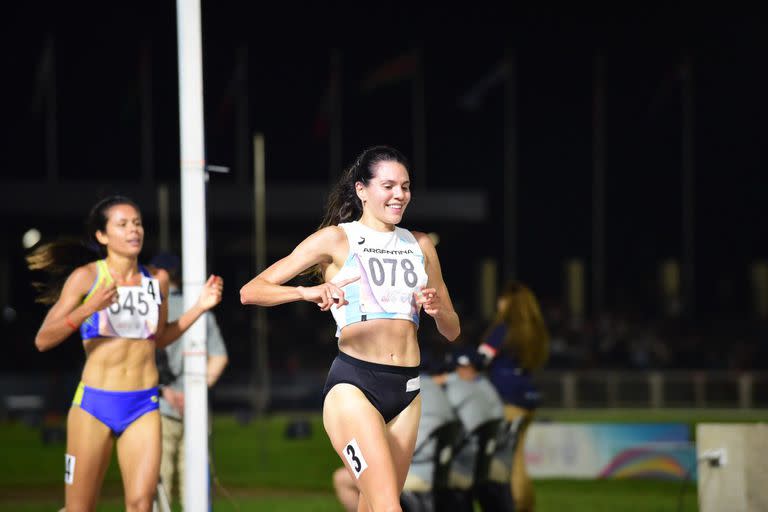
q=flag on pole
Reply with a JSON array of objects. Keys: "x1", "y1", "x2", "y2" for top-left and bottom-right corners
[
  {"x1": 312, "y1": 63, "x2": 340, "y2": 139},
  {"x1": 647, "y1": 59, "x2": 689, "y2": 117},
  {"x1": 457, "y1": 60, "x2": 508, "y2": 111},
  {"x1": 213, "y1": 53, "x2": 246, "y2": 129},
  {"x1": 360, "y1": 50, "x2": 419, "y2": 92},
  {"x1": 30, "y1": 37, "x2": 55, "y2": 116}
]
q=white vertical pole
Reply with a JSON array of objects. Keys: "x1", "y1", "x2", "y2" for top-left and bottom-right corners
[
  {"x1": 176, "y1": 0, "x2": 209, "y2": 510},
  {"x1": 253, "y1": 134, "x2": 270, "y2": 413}
]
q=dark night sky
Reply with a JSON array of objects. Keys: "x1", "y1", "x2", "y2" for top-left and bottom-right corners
[{"x1": 3, "y1": 3, "x2": 767, "y2": 324}]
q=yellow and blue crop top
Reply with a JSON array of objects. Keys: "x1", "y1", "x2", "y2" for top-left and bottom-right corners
[
  {"x1": 80, "y1": 260, "x2": 162, "y2": 340},
  {"x1": 329, "y1": 221, "x2": 429, "y2": 337}
]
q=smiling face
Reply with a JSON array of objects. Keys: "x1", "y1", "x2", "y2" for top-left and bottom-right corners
[
  {"x1": 94, "y1": 203, "x2": 144, "y2": 257},
  {"x1": 356, "y1": 160, "x2": 411, "y2": 229}
]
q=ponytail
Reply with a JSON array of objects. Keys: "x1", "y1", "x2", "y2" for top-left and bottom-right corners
[
  {"x1": 307, "y1": 146, "x2": 410, "y2": 280},
  {"x1": 26, "y1": 238, "x2": 99, "y2": 304},
  {"x1": 316, "y1": 165, "x2": 364, "y2": 231},
  {"x1": 26, "y1": 195, "x2": 141, "y2": 304}
]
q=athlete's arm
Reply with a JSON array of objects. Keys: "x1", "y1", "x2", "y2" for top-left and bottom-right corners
[
  {"x1": 34, "y1": 264, "x2": 117, "y2": 351},
  {"x1": 240, "y1": 226, "x2": 357, "y2": 310},
  {"x1": 415, "y1": 232, "x2": 461, "y2": 342},
  {"x1": 206, "y1": 354, "x2": 228, "y2": 387}
]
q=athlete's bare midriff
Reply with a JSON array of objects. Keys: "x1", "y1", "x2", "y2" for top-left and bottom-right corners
[
  {"x1": 323, "y1": 224, "x2": 425, "y2": 368},
  {"x1": 80, "y1": 337, "x2": 158, "y2": 390},
  {"x1": 337, "y1": 319, "x2": 420, "y2": 367}
]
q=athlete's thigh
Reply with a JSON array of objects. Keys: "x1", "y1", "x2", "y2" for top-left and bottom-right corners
[
  {"x1": 159, "y1": 416, "x2": 181, "y2": 498},
  {"x1": 65, "y1": 406, "x2": 114, "y2": 510},
  {"x1": 323, "y1": 384, "x2": 399, "y2": 507},
  {"x1": 385, "y1": 393, "x2": 421, "y2": 490},
  {"x1": 116, "y1": 410, "x2": 161, "y2": 506}
]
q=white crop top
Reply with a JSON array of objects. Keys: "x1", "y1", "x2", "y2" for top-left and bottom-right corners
[{"x1": 330, "y1": 221, "x2": 429, "y2": 337}]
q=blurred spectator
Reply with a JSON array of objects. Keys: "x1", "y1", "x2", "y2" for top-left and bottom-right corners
[
  {"x1": 150, "y1": 252, "x2": 229, "y2": 508},
  {"x1": 477, "y1": 281, "x2": 549, "y2": 512}
]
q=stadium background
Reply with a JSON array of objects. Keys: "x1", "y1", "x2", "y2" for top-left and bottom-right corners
[{"x1": 1, "y1": 2, "x2": 766, "y2": 510}]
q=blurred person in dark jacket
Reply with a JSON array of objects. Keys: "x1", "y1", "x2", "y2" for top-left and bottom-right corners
[{"x1": 477, "y1": 281, "x2": 549, "y2": 512}]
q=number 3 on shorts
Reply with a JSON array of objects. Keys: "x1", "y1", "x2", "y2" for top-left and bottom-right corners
[{"x1": 343, "y1": 438, "x2": 368, "y2": 479}]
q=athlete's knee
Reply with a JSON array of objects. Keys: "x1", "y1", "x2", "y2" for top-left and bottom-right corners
[
  {"x1": 374, "y1": 504, "x2": 402, "y2": 512},
  {"x1": 362, "y1": 496, "x2": 402, "y2": 512},
  {"x1": 124, "y1": 493, "x2": 154, "y2": 512},
  {"x1": 63, "y1": 504, "x2": 95, "y2": 512},
  {"x1": 333, "y1": 467, "x2": 351, "y2": 488}
]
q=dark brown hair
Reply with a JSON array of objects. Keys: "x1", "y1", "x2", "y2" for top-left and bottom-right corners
[
  {"x1": 26, "y1": 196, "x2": 141, "y2": 304},
  {"x1": 317, "y1": 145, "x2": 410, "y2": 230},
  {"x1": 306, "y1": 146, "x2": 410, "y2": 280}
]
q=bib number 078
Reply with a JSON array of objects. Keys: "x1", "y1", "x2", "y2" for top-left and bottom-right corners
[{"x1": 367, "y1": 257, "x2": 418, "y2": 287}]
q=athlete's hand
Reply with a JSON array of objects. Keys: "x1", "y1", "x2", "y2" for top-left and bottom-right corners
[
  {"x1": 88, "y1": 280, "x2": 119, "y2": 313},
  {"x1": 415, "y1": 288, "x2": 442, "y2": 318},
  {"x1": 298, "y1": 276, "x2": 360, "y2": 311},
  {"x1": 196, "y1": 275, "x2": 223, "y2": 311}
]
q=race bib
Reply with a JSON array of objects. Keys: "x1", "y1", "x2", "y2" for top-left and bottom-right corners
[
  {"x1": 357, "y1": 252, "x2": 426, "y2": 315},
  {"x1": 103, "y1": 278, "x2": 160, "y2": 338}
]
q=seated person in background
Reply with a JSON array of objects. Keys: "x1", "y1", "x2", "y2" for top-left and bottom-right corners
[
  {"x1": 437, "y1": 346, "x2": 506, "y2": 510},
  {"x1": 333, "y1": 350, "x2": 458, "y2": 512},
  {"x1": 403, "y1": 350, "x2": 459, "y2": 494}
]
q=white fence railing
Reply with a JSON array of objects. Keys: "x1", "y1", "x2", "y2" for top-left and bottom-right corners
[
  {"x1": 2, "y1": 370, "x2": 767, "y2": 417},
  {"x1": 533, "y1": 370, "x2": 768, "y2": 409}
]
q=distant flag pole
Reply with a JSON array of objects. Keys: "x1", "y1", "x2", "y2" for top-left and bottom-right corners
[
  {"x1": 31, "y1": 35, "x2": 58, "y2": 184},
  {"x1": 252, "y1": 133, "x2": 270, "y2": 415},
  {"x1": 503, "y1": 48, "x2": 518, "y2": 281},
  {"x1": 139, "y1": 37, "x2": 154, "y2": 185},
  {"x1": 681, "y1": 53, "x2": 695, "y2": 317},
  {"x1": 592, "y1": 55, "x2": 606, "y2": 319},
  {"x1": 458, "y1": 60, "x2": 507, "y2": 112},
  {"x1": 360, "y1": 50, "x2": 418, "y2": 92},
  {"x1": 235, "y1": 45, "x2": 249, "y2": 186},
  {"x1": 176, "y1": 0, "x2": 209, "y2": 510},
  {"x1": 412, "y1": 48, "x2": 426, "y2": 189},
  {"x1": 360, "y1": 49, "x2": 424, "y2": 186},
  {"x1": 329, "y1": 49, "x2": 343, "y2": 184}
]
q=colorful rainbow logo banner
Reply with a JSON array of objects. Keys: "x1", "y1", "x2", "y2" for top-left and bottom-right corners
[{"x1": 526, "y1": 423, "x2": 697, "y2": 480}]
